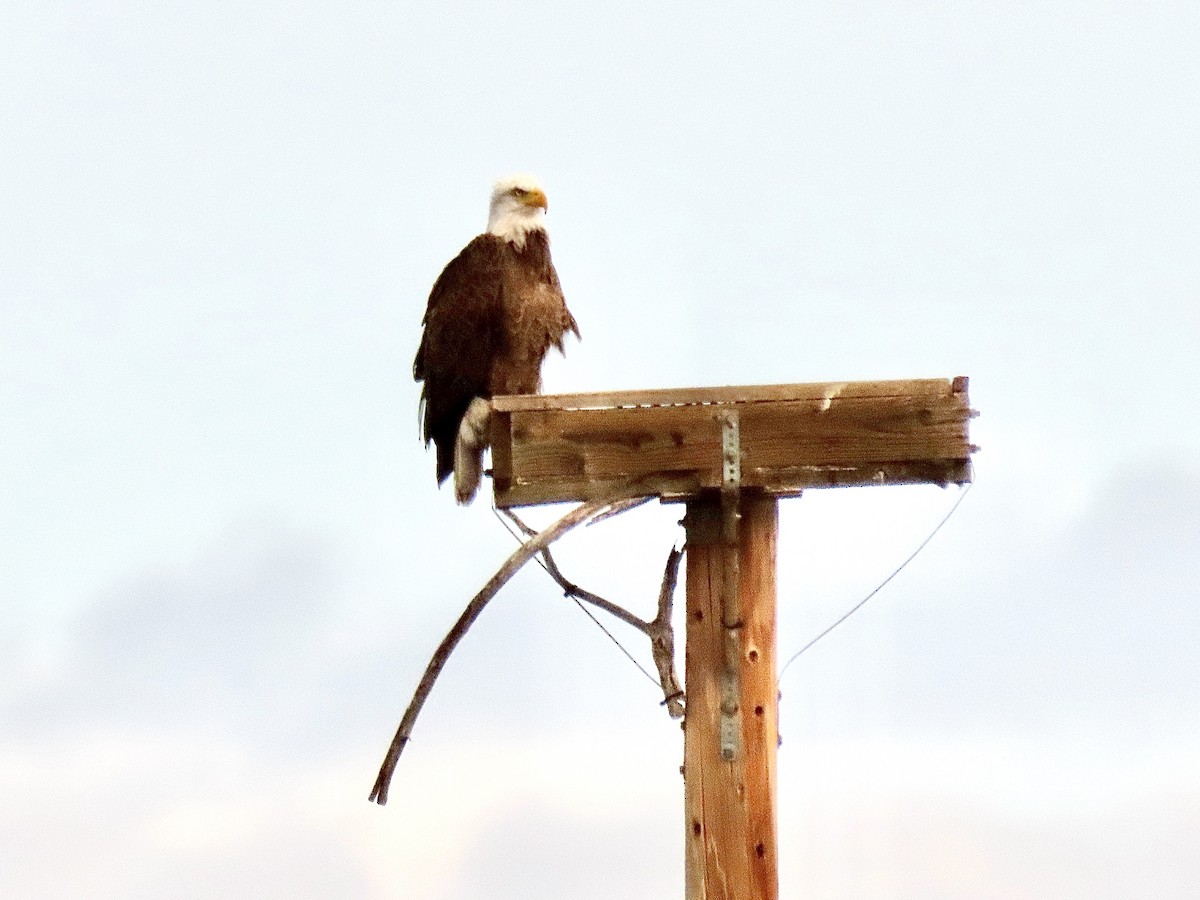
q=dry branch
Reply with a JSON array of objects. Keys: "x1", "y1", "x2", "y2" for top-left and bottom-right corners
[
  {"x1": 502, "y1": 508, "x2": 685, "y2": 719},
  {"x1": 546, "y1": 544, "x2": 684, "y2": 718},
  {"x1": 368, "y1": 491, "x2": 644, "y2": 806}
]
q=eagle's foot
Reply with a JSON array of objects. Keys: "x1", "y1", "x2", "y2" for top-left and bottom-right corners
[{"x1": 454, "y1": 397, "x2": 492, "y2": 505}]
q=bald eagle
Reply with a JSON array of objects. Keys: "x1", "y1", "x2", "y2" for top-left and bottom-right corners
[{"x1": 414, "y1": 175, "x2": 580, "y2": 504}]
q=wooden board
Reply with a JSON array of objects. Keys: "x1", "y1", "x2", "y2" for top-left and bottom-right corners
[{"x1": 490, "y1": 377, "x2": 975, "y2": 509}]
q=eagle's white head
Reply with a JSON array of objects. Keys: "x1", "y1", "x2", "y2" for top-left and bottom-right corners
[{"x1": 487, "y1": 173, "x2": 549, "y2": 250}]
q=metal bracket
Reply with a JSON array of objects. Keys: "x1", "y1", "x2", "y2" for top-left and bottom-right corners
[
  {"x1": 719, "y1": 409, "x2": 741, "y2": 546},
  {"x1": 717, "y1": 409, "x2": 742, "y2": 760},
  {"x1": 719, "y1": 672, "x2": 740, "y2": 761},
  {"x1": 718, "y1": 411, "x2": 742, "y2": 625},
  {"x1": 720, "y1": 410, "x2": 741, "y2": 490}
]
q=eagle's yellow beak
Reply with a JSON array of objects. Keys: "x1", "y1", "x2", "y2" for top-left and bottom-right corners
[{"x1": 522, "y1": 187, "x2": 549, "y2": 212}]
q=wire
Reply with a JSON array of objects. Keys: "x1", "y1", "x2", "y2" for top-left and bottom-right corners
[
  {"x1": 491, "y1": 480, "x2": 973, "y2": 694},
  {"x1": 566, "y1": 594, "x2": 661, "y2": 686},
  {"x1": 492, "y1": 506, "x2": 554, "y2": 577},
  {"x1": 491, "y1": 507, "x2": 661, "y2": 687},
  {"x1": 778, "y1": 481, "x2": 973, "y2": 680}
]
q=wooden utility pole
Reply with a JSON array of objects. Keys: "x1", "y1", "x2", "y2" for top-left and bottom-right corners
[
  {"x1": 488, "y1": 377, "x2": 976, "y2": 898},
  {"x1": 683, "y1": 493, "x2": 779, "y2": 899}
]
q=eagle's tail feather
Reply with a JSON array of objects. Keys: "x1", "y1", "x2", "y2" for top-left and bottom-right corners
[
  {"x1": 453, "y1": 398, "x2": 492, "y2": 505},
  {"x1": 435, "y1": 442, "x2": 454, "y2": 485}
]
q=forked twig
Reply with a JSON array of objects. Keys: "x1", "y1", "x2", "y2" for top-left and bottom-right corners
[
  {"x1": 502, "y1": 508, "x2": 685, "y2": 719},
  {"x1": 647, "y1": 546, "x2": 685, "y2": 718},
  {"x1": 369, "y1": 491, "x2": 644, "y2": 806}
]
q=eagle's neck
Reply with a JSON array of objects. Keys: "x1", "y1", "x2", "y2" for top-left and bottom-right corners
[{"x1": 487, "y1": 201, "x2": 547, "y2": 251}]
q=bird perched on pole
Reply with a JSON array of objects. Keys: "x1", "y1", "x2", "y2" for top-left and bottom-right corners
[{"x1": 413, "y1": 174, "x2": 580, "y2": 504}]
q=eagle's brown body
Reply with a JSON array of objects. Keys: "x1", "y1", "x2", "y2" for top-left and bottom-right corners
[{"x1": 414, "y1": 228, "x2": 579, "y2": 490}]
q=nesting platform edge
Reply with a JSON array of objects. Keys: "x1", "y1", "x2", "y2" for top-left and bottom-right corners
[{"x1": 489, "y1": 376, "x2": 976, "y2": 509}]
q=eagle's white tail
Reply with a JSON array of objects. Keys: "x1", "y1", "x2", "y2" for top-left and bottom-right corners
[{"x1": 454, "y1": 397, "x2": 492, "y2": 505}]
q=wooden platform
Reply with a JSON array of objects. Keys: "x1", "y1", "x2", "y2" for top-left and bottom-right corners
[{"x1": 489, "y1": 377, "x2": 976, "y2": 509}]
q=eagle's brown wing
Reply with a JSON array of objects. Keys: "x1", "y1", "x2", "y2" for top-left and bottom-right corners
[
  {"x1": 548, "y1": 261, "x2": 581, "y2": 347},
  {"x1": 414, "y1": 234, "x2": 507, "y2": 484}
]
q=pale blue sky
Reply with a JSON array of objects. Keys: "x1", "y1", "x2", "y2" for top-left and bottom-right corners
[{"x1": 3, "y1": 2, "x2": 1198, "y2": 897}]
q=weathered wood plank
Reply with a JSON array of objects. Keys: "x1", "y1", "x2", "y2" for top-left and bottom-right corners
[
  {"x1": 490, "y1": 378, "x2": 975, "y2": 508},
  {"x1": 493, "y1": 459, "x2": 971, "y2": 508},
  {"x1": 492, "y1": 377, "x2": 961, "y2": 412},
  {"x1": 508, "y1": 397, "x2": 967, "y2": 477},
  {"x1": 489, "y1": 410, "x2": 515, "y2": 492}
]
